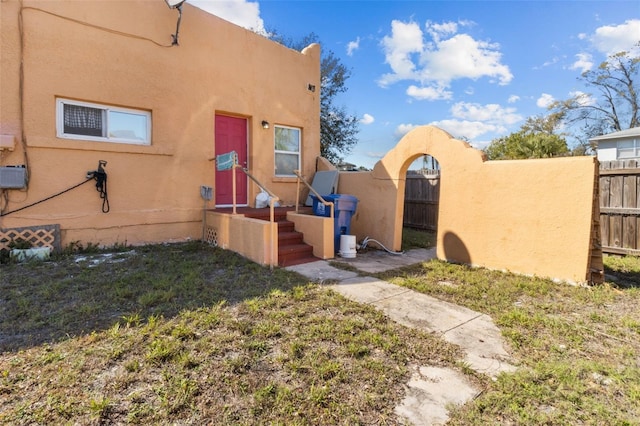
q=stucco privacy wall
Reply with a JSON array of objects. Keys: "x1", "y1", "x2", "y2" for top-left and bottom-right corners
[
  {"x1": 206, "y1": 212, "x2": 277, "y2": 266},
  {"x1": 338, "y1": 126, "x2": 601, "y2": 283},
  {"x1": 0, "y1": 0, "x2": 320, "y2": 247}
]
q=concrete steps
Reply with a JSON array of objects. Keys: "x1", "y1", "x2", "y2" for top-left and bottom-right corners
[{"x1": 242, "y1": 208, "x2": 318, "y2": 267}]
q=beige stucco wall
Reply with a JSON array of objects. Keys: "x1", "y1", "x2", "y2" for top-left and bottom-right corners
[
  {"x1": 0, "y1": 0, "x2": 320, "y2": 247},
  {"x1": 287, "y1": 211, "x2": 334, "y2": 258},
  {"x1": 206, "y1": 212, "x2": 277, "y2": 266},
  {"x1": 204, "y1": 210, "x2": 333, "y2": 267},
  {"x1": 338, "y1": 126, "x2": 600, "y2": 283}
]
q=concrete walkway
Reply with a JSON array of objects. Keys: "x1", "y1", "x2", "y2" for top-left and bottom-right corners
[{"x1": 286, "y1": 248, "x2": 517, "y2": 425}]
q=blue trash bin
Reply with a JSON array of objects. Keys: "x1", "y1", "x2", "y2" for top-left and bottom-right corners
[
  {"x1": 309, "y1": 193, "x2": 332, "y2": 217},
  {"x1": 309, "y1": 193, "x2": 359, "y2": 252},
  {"x1": 324, "y1": 194, "x2": 358, "y2": 253}
]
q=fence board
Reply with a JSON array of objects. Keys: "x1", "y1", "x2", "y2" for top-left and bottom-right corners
[
  {"x1": 623, "y1": 175, "x2": 637, "y2": 248},
  {"x1": 403, "y1": 173, "x2": 440, "y2": 231},
  {"x1": 599, "y1": 160, "x2": 640, "y2": 255}
]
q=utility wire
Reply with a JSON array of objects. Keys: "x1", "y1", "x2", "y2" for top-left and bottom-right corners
[
  {"x1": 0, "y1": 178, "x2": 92, "y2": 217},
  {"x1": 21, "y1": 7, "x2": 174, "y2": 48}
]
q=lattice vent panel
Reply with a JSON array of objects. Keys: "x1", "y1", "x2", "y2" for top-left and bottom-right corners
[
  {"x1": 205, "y1": 226, "x2": 218, "y2": 247},
  {"x1": 0, "y1": 224, "x2": 61, "y2": 251}
]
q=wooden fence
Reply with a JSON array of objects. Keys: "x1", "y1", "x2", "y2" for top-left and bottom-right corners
[
  {"x1": 403, "y1": 172, "x2": 440, "y2": 231},
  {"x1": 599, "y1": 160, "x2": 640, "y2": 255}
]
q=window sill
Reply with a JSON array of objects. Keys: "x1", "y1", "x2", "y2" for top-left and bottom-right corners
[{"x1": 272, "y1": 176, "x2": 298, "y2": 183}]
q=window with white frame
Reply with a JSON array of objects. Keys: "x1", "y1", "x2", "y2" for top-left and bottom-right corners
[
  {"x1": 56, "y1": 98, "x2": 151, "y2": 145},
  {"x1": 617, "y1": 138, "x2": 640, "y2": 159},
  {"x1": 274, "y1": 125, "x2": 301, "y2": 177}
]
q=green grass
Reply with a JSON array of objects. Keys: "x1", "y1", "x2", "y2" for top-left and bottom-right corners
[
  {"x1": 0, "y1": 241, "x2": 460, "y2": 425},
  {"x1": 1, "y1": 242, "x2": 639, "y2": 425},
  {"x1": 402, "y1": 227, "x2": 436, "y2": 250},
  {"x1": 378, "y1": 256, "x2": 640, "y2": 425}
]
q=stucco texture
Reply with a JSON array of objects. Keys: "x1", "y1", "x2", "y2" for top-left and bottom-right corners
[
  {"x1": 1, "y1": 0, "x2": 320, "y2": 246},
  {"x1": 338, "y1": 126, "x2": 601, "y2": 284}
]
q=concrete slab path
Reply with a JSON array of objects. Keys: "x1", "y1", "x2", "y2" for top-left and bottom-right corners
[{"x1": 286, "y1": 248, "x2": 518, "y2": 425}]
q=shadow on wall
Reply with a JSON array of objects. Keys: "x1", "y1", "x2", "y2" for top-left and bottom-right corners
[{"x1": 443, "y1": 231, "x2": 471, "y2": 265}]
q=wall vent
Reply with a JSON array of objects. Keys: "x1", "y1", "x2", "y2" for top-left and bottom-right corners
[{"x1": 0, "y1": 166, "x2": 27, "y2": 188}]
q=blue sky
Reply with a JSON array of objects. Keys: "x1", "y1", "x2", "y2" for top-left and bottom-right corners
[{"x1": 190, "y1": 0, "x2": 639, "y2": 169}]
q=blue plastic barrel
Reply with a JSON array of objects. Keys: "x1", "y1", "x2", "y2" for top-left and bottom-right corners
[{"x1": 324, "y1": 194, "x2": 358, "y2": 253}]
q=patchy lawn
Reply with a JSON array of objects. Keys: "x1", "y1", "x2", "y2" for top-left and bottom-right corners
[
  {"x1": 1, "y1": 239, "x2": 639, "y2": 425},
  {"x1": 378, "y1": 253, "x2": 640, "y2": 425},
  {"x1": 0, "y1": 242, "x2": 460, "y2": 425}
]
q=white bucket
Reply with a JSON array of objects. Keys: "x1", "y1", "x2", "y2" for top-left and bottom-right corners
[
  {"x1": 339, "y1": 235, "x2": 357, "y2": 258},
  {"x1": 10, "y1": 247, "x2": 52, "y2": 262}
]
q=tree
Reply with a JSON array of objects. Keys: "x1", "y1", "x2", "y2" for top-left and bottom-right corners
[
  {"x1": 484, "y1": 129, "x2": 569, "y2": 160},
  {"x1": 270, "y1": 32, "x2": 359, "y2": 164},
  {"x1": 550, "y1": 50, "x2": 640, "y2": 140},
  {"x1": 521, "y1": 113, "x2": 565, "y2": 135}
]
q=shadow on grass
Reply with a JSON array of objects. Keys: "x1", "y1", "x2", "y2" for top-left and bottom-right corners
[
  {"x1": 0, "y1": 241, "x2": 310, "y2": 352},
  {"x1": 605, "y1": 268, "x2": 640, "y2": 288},
  {"x1": 602, "y1": 254, "x2": 640, "y2": 289},
  {"x1": 401, "y1": 227, "x2": 436, "y2": 251}
]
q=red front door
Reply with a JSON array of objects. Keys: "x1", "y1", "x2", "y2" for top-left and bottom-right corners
[{"x1": 215, "y1": 115, "x2": 248, "y2": 206}]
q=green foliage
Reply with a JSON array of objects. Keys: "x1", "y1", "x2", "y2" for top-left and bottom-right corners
[
  {"x1": 270, "y1": 32, "x2": 359, "y2": 164},
  {"x1": 8, "y1": 238, "x2": 32, "y2": 249},
  {"x1": 402, "y1": 227, "x2": 436, "y2": 250},
  {"x1": 484, "y1": 130, "x2": 569, "y2": 160},
  {"x1": 604, "y1": 254, "x2": 640, "y2": 274},
  {"x1": 88, "y1": 397, "x2": 112, "y2": 420}
]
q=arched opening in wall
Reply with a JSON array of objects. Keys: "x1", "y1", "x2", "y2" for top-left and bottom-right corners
[{"x1": 402, "y1": 154, "x2": 440, "y2": 250}]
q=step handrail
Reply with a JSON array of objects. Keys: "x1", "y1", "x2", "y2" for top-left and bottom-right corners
[
  {"x1": 293, "y1": 170, "x2": 334, "y2": 218},
  {"x1": 233, "y1": 163, "x2": 280, "y2": 269}
]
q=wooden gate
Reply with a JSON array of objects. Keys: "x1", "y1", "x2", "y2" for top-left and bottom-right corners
[
  {"x1": 599, "y1": 160, "x2": 640, "y2": 255},
  {"x1": 403, "y1": 172, "x2": 440, "y2": 230}
]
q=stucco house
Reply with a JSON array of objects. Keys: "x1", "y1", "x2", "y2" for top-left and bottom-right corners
[
  {"x1": 1, "y1": 0, "x2": 320, "y2": 259},
  {"x1": 592, "y1": 127, "x2": 640, "y2": 161},
  {"x1": 1, "y1": 0, "x2": 604, "y2": 283}
]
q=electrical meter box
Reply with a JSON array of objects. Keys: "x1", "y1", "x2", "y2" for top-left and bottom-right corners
[{"x1": 0, "y1": 166, "x2": 27, "y2": 188}]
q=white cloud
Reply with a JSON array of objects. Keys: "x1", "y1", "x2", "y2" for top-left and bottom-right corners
[
  {"x1": 190, "y1": 0, "x2": 265, "y2": 34},
  {"x1": 394, "y1": 123, "x2": 419, "y2": 137},
  {"x1": 347, "y1": 37, "x2": 360, "y2": 56},
  {"x1": 360, "y1": 113, "x2": 375, "y2": 125},
  {"x1": 569, "y1": 91, "x2": 596, "y2": 107},
  {"x1": 395, "y1": 101, "x2": 522, "y2": 141},
  {"x1": 430, "y1": 119, "x2": 506, "y2": 140},
  {"x1": 394, "y1": 119, "x2": 504, "y2": 141},
  {"x1": 590, "y1": 19, "x2": 640, "y2": 56},
  {"x1": 379, "y1": 19, "x2": 513, "y2": 93},
  {"x1": 507, "y1": 95, "x2": 520, "y2": 103},
  {"x1": 379, "y1": 20, "x2": 424, "y2": 86},
  {"x1": 426, "y1": 20, "x2": 459, "y2": 41},
  {"x1": 421, "y1": 33, "x2": 513, "y2": 85},
  {"x1": 406, "y1": 84, "x2": 452, "y2": 101},
  {"x1": 536, "y1": 93, "x2": 555, "y2": 108},
  {"x1": 450, "y1": 102, "x2": 522, "y2": 125},
  {"x1": 570, "y1": 52, "x2": 594, "y2": 73},
  {"x1": 468, "y1": 139, "x2": 492, "y2": 150},
  {"x1": 541, "y1": 56, "x2": 560, "y2": 68},
  {"x1": 365, "y1": 151, "x2": 387, "y2": 159}
]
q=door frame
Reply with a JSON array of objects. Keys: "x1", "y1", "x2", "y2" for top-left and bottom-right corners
[{"x1": 214, "y1": 114, "x2": 249, "y2": 207}]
